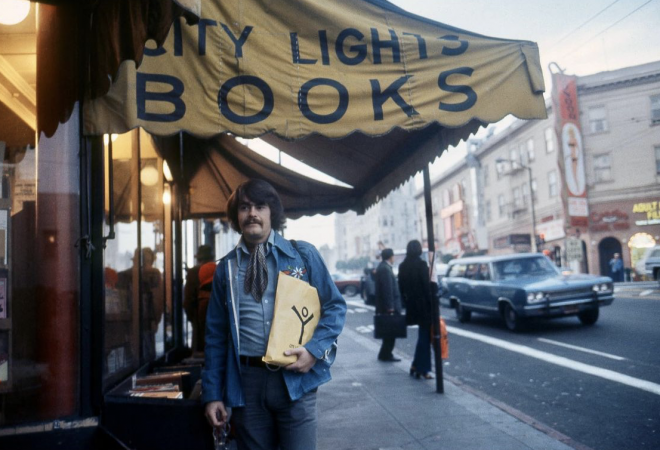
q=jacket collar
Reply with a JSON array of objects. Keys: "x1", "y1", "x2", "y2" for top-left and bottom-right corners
[{"x1": 272, "y1": 231, "x2": 298, "y2": 259}]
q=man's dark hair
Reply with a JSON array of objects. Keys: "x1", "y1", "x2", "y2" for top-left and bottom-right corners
[
  {"x1": 381, "y1": 248, "x2": 394, "y2": 261},
  {"x1": 226, "y1": 179, "x2": 286, "y2": 232},
  {"x1": 405, "y1": 240, "x2": 422, "y2": 259}
]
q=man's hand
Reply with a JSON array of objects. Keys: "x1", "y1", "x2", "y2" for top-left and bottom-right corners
[
  {"x1": 205, "y1": 401, "x2": 228, "y2": 428},
  {"x1": 284, "y1": 347, "x2": 317, "y2": 373}
]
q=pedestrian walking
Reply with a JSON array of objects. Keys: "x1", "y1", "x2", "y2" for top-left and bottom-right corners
[
  {"x1": 398, "y1": 240, "x2": 434, "y2": 379},
  {"x1": 202, "y1": 179, "x2": 346, "y2": 450},
  {"x1": 609, "y1": 252, "x2": 624, "y2": 282},
  {"x1": 375, "y1": 248, "x2": 402, "y2": 362}
]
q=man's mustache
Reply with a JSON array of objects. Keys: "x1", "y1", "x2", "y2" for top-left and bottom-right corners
[{"x1": 242, "y1": 218, "x2": 262, "y2": 226}]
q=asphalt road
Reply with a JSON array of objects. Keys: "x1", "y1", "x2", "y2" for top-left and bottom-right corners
[{"x1": 343, "y1": 291, "x2": 660, "y2": 450}]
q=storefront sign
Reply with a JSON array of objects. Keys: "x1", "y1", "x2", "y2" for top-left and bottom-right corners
[
  {"x1": 493, "y1": 233, "x2": 531, "y2": 249},
  {"x1": 84, "y1": 0, "x2": 546, "y2": 139},
  {"x1": 565, "y1": 237, "x2": 583, "y2": 262},
  {"x1": 535, "y1": 219, "x2": 565, "y2": 242},
  {"x1": 590, "y1": 209, "x2": 630, "y2": 232},
  {"x1": 632, "y1": 200, "x2": 660, "y2": 225},
  {"x1": 440, "y1": 200, "x2": 463, "y2": 219},
  {"x1": 551, "y1": 72, "x2": 588, "y2": 227}
]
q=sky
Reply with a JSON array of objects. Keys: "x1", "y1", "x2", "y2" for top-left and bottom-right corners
[{"x1": 265, "y1": 0, "x2": 660, "y2": 248}]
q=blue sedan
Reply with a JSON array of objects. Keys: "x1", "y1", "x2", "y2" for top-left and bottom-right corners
[{"x1": 441, "y1": 254, "x2": 614, "y2": 331}]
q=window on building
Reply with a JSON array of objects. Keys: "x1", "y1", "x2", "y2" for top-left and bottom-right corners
[
  {"x1": 444, "y1": 217, "x2": 453, "y2": 239},
  {"x1": 460, "y1": 179, "x2": 467, "y2": 199},
  {"x1": 496, "y1": 160, "x2": 504, "y2": 179},
  {"x1": 452, "y1": 183, "x2": 461, "y2": 202},
  {"x1": 522, "y1": 183, "x2": 529, "y2": 206},
  {"x1": 485, "y1": 200, "x2": 492, "y2": 223},
  {"x1": 588, "y1": 106, "x2": 608, "y2": 133},
  {"x1": 527, "y1": 138, "x2": 535, "y2": 162},
  {"x1": 531, "y1": 178, "x2": 538, "y2": 200},
  {"x1": 443, "y1": 189, "x2": 451, "y2": 207},
  {"x1": 593, "y1": 153, "x2": 612, "y2": 182},
  {"x1": 656, "y1": 145, "x2": 660, "y2": 175},
  {"x1": 545, "y1": 128, "x2": 555, "y2": 153},
  {"x1": 509, "y1": 147, "x2": 519, "y2": 168},
  {"x1": 519, "y1": 142, "x2": 527, "y2": 165},
  {"x1": 651, "y1": 94, "x2": 660, "y2": 124},
  {"x1": 548, "y1": 170, "x2": 558, "y2": 197},
  {"x1": 498, "y1": 194, "x2": 506, "y2": 217},
  {"x1": 483, "y1": 164, "x2": 489, "y2": 187},
  {"x1": 513, "y1": 187, "x2": 522, "y2": 208}
]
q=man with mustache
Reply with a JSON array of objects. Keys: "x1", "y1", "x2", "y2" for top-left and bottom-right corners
[{"x1": 202, "y1": 179, "x2": 346, "y2": 450}]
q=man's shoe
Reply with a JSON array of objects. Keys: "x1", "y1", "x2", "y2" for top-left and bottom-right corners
[{"x1": 378, "y1": 356, "x2": 401, "y2": 362}]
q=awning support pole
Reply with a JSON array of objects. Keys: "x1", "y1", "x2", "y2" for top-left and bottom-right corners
[
  {"x1": 424, "y1": 165, "x2": 444, "y2": 394},
  {"x1": 173, "y1": 132, "x2": 185, "y2": 349}
]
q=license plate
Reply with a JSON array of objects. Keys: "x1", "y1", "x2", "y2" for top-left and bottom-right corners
[{"x1": 563, "y1": 305, "x2": 579, "y2": 314}]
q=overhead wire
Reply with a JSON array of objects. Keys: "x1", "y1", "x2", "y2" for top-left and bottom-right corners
[
  {"x1": 551, "y1": 0, "x2": 622, "y2": 48},
  {"x1": 560, "y1": 0, "x2": 656, "y2": 59}
]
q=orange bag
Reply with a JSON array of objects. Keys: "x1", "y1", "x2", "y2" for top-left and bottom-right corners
[
  {"x1": 431, "y1": 318, "x2": 449, "y2": 359},
  {"x1": 440, "y1": 318, "x2": 449, "y2": 359}
]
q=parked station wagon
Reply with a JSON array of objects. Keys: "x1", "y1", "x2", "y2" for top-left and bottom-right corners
[{"x1": 441, "y1": 254, "x2": 615, "y2": 331}]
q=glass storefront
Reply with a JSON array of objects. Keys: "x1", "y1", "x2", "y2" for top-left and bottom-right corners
[
  {"x1": 102, "y1": 130, "x2": 172, "y2": 389},
  {"x1": 0, "y1": 114, "x2": 81, "y2": 425}
]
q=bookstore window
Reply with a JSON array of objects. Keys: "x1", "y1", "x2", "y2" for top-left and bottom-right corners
[
  {"x1": 0, "y1": 4, "x2": 81, "y2": 425},
  {"x1": 102, "y1": 130, "x2": 170, "y2": 389},
  {"x1": 655, "y1": 145, "x2": 660, "y2": 175}
]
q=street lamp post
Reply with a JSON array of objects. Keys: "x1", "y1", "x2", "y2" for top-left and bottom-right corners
[{"x1": 496, "y1": 158, "x2": 537, "y2": 253}]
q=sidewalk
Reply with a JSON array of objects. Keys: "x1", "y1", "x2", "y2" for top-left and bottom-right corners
[{"x1": 318, "y1": 327, "x2": 580, "y2": 450}]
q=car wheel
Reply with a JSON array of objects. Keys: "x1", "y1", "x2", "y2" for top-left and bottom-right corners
[
  {"x1": 578, "y1": 308, "x2": 599, "y2": 325},
  {"x1": 343, "y1": 285, "x2": 358, "y2": 297},
  {"x1": 503, "y1": 303, "x2": 524, "y2": 332},
  {"x1": 455, "y1": 302, "x2": 471, "y2": 323}
]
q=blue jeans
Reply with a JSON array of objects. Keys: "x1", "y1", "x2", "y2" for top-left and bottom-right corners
[
  {"x1": 232, "y1": 365, "x2": 317, "y2": 450},
  {"x1": 412, "y1": 323, "x2": 432, "y2": 375}
]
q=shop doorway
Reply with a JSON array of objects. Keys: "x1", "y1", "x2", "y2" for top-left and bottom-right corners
[
  {"x1": 598, "y1": 237, "x2": 622, "y2": 276},
  {"x1": 581, "y1": 240, "x2": 589, "y2": 274}
]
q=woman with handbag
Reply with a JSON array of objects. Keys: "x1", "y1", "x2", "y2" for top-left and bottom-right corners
[{"x1": 398, "y1": 240, "x2": 434, "y2": 379}]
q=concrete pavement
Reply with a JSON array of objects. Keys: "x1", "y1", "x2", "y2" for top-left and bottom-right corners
[{"x1": 317, "y1": 327, "x2": 583, "y2": 450}]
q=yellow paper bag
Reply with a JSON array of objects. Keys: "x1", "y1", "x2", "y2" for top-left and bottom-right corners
[{"x1": 263, "y1": 272, "x2": 321, "y2": 366}]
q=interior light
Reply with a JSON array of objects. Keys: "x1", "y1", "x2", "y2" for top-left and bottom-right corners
[
  {"x1": 0, "y1": 0, "x2": 30, "y2": 26},
  {"x1": 140, "y1": 166, "x2": 159, "y2": 186},
  {"x1": 163, "y1": 160, "x2": 173, "y2": 182},
  {"x1": 162, "y1": 189, "x2": 171, "y2": 205}
]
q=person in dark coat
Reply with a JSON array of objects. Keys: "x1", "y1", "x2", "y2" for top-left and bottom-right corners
[
  {"x1": 184, "y1": 245, "x2": 214, "y2": 352},
  {"x1": 398, "y1": 240, "x2": 433, "y2": 379},
  {"x1": 375, "y1": 248, "x2": 402, "y2": 362}
]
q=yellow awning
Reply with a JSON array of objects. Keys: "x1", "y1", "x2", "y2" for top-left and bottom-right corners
[{"x1": 84, "y1": 0, "x2": 546, "y2": 139}]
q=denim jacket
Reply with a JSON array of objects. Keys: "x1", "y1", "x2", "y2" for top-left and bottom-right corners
[{"x1": 201, "y1": 232, "x2": 347, "y2": 406}]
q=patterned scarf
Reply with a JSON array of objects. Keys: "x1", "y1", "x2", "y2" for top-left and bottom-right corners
[{"x1": 244, "y1": 243, "x2": 268, "y2": 302}]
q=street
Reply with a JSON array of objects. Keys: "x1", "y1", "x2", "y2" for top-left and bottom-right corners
[{"x1": 343, "y1": 288, "x2": 660, "y2": 450}]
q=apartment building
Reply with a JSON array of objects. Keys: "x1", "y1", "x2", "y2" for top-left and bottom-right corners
[
  {"x1": 335, "y1": 181, "x2": 418, "y2": 262},
  {"x1": 417, "y1": 60, "x2": 660, "y2": 276}
]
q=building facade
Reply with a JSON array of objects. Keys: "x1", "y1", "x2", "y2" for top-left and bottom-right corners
[
  {"x1": 335, "y1": 181, "x2": 418, "y2": 263},
  {"x1": 418, "y1": 61, "x2": 660, "y2": 276}
]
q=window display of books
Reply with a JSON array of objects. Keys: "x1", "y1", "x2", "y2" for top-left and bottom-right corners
[{"x1": 128, "y1": 371, "x2": 192, "y2": 399}]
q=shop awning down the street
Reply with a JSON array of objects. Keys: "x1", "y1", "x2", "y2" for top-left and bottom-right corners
[{"x1": 84, "y1": 0, "x2": 547, "y2": 217}]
